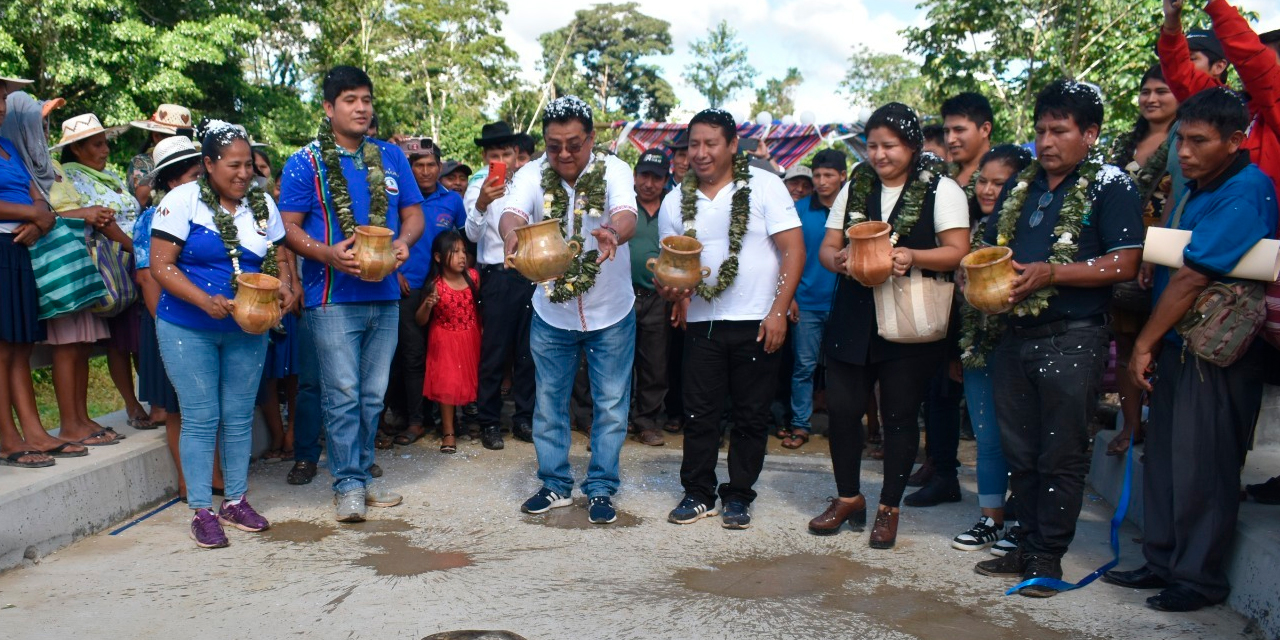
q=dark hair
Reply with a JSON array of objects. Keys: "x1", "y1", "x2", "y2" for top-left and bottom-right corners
[
  {"x1": 980, "y1": 144, "x2": 1033, "y2": 174},
  {"x1": 515, "y1": 133, "x2": 536, "y2": 156},
  {"x1": 195, "y1": 118, "x2": 250, "y2": 163},
  {"x1": 542, "y1": 96, "x2": 594, "y2": 133},
  {"x1": 424, "y1": 230, "x2": 479, "y2": 315},
  {"x1": 251, "y1": 148, "x2": 273, "y2": 178},
  {"x1": 865, "y1": 102, "x2": 923, "y2": 151},
  {"x1": 1033, "y1": 79, "x2": 1104, "y2": 132},
  {"x1": 1177, "y1": 87, "x2": 1250, "y2": 140},
  {"x1": 323, "y1": 65, "x2": 374, "y2": 105},
  {"x1": 1113, "y1": 65, "x2": 1170, "y2": 167},
  {"x1": 137, "y1": 130, "x2": 172, "y2": 155},
  {"x1": 156, "y1": 156, "x2": 201, "y2": 191},
  {"x1": 940, "y1": 92, "x2": 994, "y2": 129},
  {"x1": 922, "y1": 124, "x2": 946, "y2": 149},
  {"x1": 688, "y1": 109, "x2": 738, "y2": 144}
]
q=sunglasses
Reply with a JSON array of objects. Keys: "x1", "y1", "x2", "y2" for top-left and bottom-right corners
[{"x1": 1029, "y1": 192, "x2": 1054, "y2": 228}]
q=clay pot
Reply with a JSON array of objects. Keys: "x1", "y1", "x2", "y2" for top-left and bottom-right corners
[
  {"x1": 961, "y1": 246, "x2": 1016, "y2": 314},
  {"x1": 232, "y1": 273, "x2": 282, "y2": 335},
  {"x1": 504, "y1": 218, "x2": 581, "y2": 283},
  {"x1": 846, "y1": 220, "x2": 893, "y2": 287},
  {"x1": 353, "y1": 225, "x2": 397, "y2": 282},
  {"x1": 646, "y1": 235, "x2": 711, "y2": 290}
]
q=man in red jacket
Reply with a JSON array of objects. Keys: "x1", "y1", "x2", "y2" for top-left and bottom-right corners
[{"x1": 1159, "y1": 0, "x2": 1280, "y2": 192}]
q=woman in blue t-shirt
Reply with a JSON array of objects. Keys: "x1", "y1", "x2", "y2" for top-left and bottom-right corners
[{"x1": 150, "y1": 121, "x2": 292, "y2": 548}]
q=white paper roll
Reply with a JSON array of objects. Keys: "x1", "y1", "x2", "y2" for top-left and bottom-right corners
[{"x1": 1142, "y1": 226, "x2": 1280, "y2": 282}]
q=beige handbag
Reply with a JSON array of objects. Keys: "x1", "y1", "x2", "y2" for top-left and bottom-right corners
[{"x1": 873, "y1": 268, "x2": 955, "y2": 344}]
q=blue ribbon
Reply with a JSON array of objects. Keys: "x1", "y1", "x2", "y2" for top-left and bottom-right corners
[
  {"x1": 109, "y1": 497, "x2": 181, "y2": 536},
  {"x1": 1005, "y1": 430, "x2": 1135, "y2": 595}
]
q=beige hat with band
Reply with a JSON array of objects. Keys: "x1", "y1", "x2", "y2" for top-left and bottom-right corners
[{"x1": 131, "y1": 104, "x2": 193, "y2": 135}]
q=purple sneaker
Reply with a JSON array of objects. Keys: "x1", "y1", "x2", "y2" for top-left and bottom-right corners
[
  {"x1": 191, "y1": 509, "x2": 229, "y2": 549},
  {"x1": 218, "y1": 499, "x2": 270, "y2": 532}
]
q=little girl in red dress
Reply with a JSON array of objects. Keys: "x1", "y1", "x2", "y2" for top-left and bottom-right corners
[{"x1": 417, "y1": 230, "x2": 481, "y2": 454}]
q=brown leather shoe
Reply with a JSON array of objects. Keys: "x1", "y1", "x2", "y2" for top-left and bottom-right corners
[
  {"x1": 869, "y1": 507, "x2": 899, "y2": 549},
  {"x1": 634, "y1": 429, "x2": 665, "y2": 447},
  {"x1": 808, "y1": 495, "x2": 867, "y2": 535}
]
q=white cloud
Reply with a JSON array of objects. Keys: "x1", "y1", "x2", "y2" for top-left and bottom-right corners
[{"x1": 498, "y1": 0, "x2": 921, "y2": 124}]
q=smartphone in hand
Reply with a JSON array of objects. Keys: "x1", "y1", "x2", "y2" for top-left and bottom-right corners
[{"x1": 488, "y1": 161, "x2": 507, "y2": 187}]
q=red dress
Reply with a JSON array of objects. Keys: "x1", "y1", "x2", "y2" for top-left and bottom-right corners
[{"x1": 423, "y1": 270, "x2": 481, "y2": 405}]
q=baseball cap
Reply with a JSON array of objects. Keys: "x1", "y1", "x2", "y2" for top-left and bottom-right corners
[
  {"x1": 440, "y1": 159, "x2": 472, "y2": 178},
  {"x1": 783, "y1": 165, "x2": 813, "y2": 183},
  {"x1": 811, "y1": 149, "x2": 849, "y2": 172},
  {"x1": 635, "y1": 149, "x2": 669, "y2": 177},
  {"x1": 1185, "y1": 30, "x2": 1226, "y2": 60}
]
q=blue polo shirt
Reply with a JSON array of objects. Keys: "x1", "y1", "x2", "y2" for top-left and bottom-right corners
[
  {"x1": 1155, "y1": 153, "x2": 1278, "y2": 346},
  {"x1": 278, "y1": 137, "x2": 424, "y2": 308},
  {"x1": 398, "y1": 182, "x2": 465, "y2": 289},
  {"x1": 984, "y1": 161, "x2": 1144, "y2": 327},
  {"x1": 795, "y1": 193, "x2": 837, "y2": 312}
]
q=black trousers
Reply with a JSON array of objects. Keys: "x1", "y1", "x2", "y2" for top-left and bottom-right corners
[
  {"x1": 1143, "y1": 342, "x2": 1265, "y2": 602},
  {"x1": 476, "y1": 266, "x2": 535, "y2": 428},
  {"x1": 924, "y1": 365, "x2": 963, "y2": 479},
  {"x1": 631, "y1": 290, "x2": 670, "y2": 432},
  {"x1": 385, "y1": 287, "x2": 427, "y2": 426},
  {"x1": 680, "y1": 320, "x2": 781, "y2": 506},
  {"x1": 992, "y1": 324, "x2": 1109, "y2": 560},
  {"x1": 825, "y1": 352, "x2": 940, "y2": 507}
]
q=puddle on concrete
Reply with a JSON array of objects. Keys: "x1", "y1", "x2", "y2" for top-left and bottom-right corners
[
  {"x1": 354, "y1": 533, "x2": 473, "y2": 576},
  {"x1": 521, "y1": 498, "x2": 642, "y2": 529},
  {"x1": 826, "y1": 584, "x2": 1090, "y2": 640},
  {"x1": 260, "y1": 520, "x2": 336, "y2": 544},
  {"x1": 347, "y1": 518, "x2": 413, "y2": 533},
  {"x1": 677, "y1": 553, "x2": 887, "y2": 599}
]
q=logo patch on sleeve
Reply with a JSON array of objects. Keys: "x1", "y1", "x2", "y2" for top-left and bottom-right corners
[{"x1": 384, "y1": 176, "x2": 399, "y2": 196}]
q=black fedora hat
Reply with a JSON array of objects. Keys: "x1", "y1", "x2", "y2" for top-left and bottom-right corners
[
  {"x1": 663, "y1": 130, "x2": 689, "y2": 150},
  {"x1": 474, "y1": 121, "x2": 519, "y2": 147}
]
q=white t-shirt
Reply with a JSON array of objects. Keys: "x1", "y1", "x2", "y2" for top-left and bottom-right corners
[
  {"x1": 658, "y1": 165, "x2": 802, "y2": 323},
  {"x1": 826, "y1": 173, "x2": 970, "y2": 236},
  {"x1": 503, "y1": 154, "x2": 638, "y2": 332},
  {"x1": 463, "y1": 167, "x2": 509, "y2": 266}
]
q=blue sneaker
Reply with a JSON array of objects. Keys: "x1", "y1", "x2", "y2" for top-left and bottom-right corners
[
  {"x1": 668, "y1": 495, "x2": 718, "y2": 524},
  {"x1": 721, "y1": 500, "x2": 751, "y2": 529},
  {"x1": 521, "y1": 487, "x2": 572, "y2": 514},
  {"x1": 587, "y1": 496, "x2": 617, "y2": 524}
]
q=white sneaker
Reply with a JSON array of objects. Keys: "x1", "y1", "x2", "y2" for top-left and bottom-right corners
[
  {"x1": 991, "y1": 521, "x2": 1022, "y2": 556},
  {"x1": 951, "y1": 516, "x2": 1002, "y2": 551}
]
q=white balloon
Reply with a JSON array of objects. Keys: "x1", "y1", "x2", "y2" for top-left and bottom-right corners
[
  {"x1": 800, "y1": 111, "x2": 816, "y2": 126},
  {"x1": 756, "y1": 111, "x2": 773, "y2": 126},
  {"x1": 781, "y1": 114, "x2": 796, "y2": 126}
]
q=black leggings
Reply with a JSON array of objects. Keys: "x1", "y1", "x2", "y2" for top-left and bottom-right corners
[{"x1": 825, "y1": 353, "x2": 941, "y2": 508}]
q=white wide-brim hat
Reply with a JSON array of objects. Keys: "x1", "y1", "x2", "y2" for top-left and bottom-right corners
[
  {"x1": 1, "y1": 76, "x2": 33, "y2": 93},
  {"x1": 130, "y1": 104, "x2": 193, "y2": 135},
  {"x1": 145, "y1": 136, "x2": 202, "y2": 182}
]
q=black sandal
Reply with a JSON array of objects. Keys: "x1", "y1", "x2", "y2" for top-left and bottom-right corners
[{"x1": 440, "y1": 433, "x2": 456, "y2": 454}]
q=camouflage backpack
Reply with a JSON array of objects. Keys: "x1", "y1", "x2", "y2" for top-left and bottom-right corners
[{"x1": 1175, "y1": 280, "x2": 1266, "y2": 367}]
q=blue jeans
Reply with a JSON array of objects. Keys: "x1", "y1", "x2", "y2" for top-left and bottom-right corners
[
  {"x1": 305, "y1": 303, "x2": 399, "y2": 493},
  {"x1": 292, "y1": 313, "x2": 323, "y2": 465},
  {"x1": 789, "y1": 310, "x2": 827, "y2": 431},
  {"x1": 530, "y1": 309, "x2": 635, "y2": 498},
  {"x1": 964, "y1": 365, "x2": 1007, "y2": 509},
  {"x1": 157, "y1": 320, "x2": 268, "y2": 510}
]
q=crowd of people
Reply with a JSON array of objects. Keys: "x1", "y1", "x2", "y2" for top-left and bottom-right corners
[{"x1": 1, "y1": 0, "x2": 1279, "y2": 615}]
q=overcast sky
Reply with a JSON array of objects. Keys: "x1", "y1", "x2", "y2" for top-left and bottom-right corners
[{"x1": 498, "y1": 0, "x2": 1280, "y2": 124}]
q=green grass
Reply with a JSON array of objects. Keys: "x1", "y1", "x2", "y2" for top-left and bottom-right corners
[{"x1": 32, "y1": 356, "x2": 126, "y2": 431}]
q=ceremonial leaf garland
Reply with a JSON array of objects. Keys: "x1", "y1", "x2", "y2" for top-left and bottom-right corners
[
  {"x1": 318, "y1": 118, "x2": 387, "y2": 237},
  {"x1": 958, "y1": 219, "x2": 1005, "y2": 369},
  {"x1": 540, "y1": 153, "x2": 608, "y2": 303},
  {"x1": 200, "y1": 179, "x2": 277, "y2": 292},
  {"x1": 681, "y1": 153, "x2": 751, "y2": 301},
  {"x1": 993, "y1": 153, "x2": 1098, "y2": 318},
  {"x1": 843, "y1": 154, "x2": 947, "y2": 247}
]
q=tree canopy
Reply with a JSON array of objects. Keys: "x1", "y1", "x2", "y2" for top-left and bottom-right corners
[{"x1": 683, "y1": 20, "x2": 756, "y2": 110}]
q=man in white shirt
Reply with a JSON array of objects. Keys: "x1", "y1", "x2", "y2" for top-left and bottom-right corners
[
  {"x1": 656, "y1": 109, "x2": 805, "y2": 529},
  {"x1": 499, "y1": 97, "x2": 639, "y2": 525},
  {"x1": 464, "y1": 121, "x2": 534, "y2": 449}
]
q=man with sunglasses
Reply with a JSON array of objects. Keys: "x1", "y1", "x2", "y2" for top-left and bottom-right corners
[
  {"x1": 499, "y1": 96, "x2": 638, "y2": 525},
  {"x1": 974, "y1": 79, "x2": 1143, "y2": 596},
  {"x1": 382, "y1": 137, "x2": 465, "y2": 446}
]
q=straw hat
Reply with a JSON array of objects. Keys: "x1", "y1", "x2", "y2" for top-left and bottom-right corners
[
  {"x1": 130, "y1": 104, "x2": 193, "y2": 135},
  {"x1": 50, "y1": 113, "x2": 118, "y2": 150},
  {"x1": 1, "y1": 76, "x2": 33, "y2": 93},
  {"x1": 145, "y1": 136, "x2": 202, "y2": 182}
]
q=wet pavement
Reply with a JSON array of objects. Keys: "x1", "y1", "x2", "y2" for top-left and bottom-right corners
[{"x1": 0, "y1": 430, "x2": 1260, "y2": 639}]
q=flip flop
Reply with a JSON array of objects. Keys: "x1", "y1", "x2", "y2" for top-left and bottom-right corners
[
  {"x1": 39, "y1": 442, "x2": 89, "y2": 458},
  {"x1": 0, "y1": 450, "x2": 55, "y2": 468},
  {"x1": 127, "y1": 417, "x2": 156, "y2": 430},
  {"x1": 76, "y1": 429, "x2": 121, "y2": 446},
  {"x1": 103, "y1": 427, "x2": 126, "y2": 440}
]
